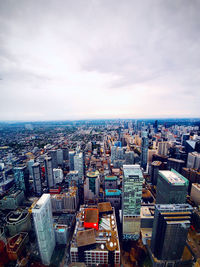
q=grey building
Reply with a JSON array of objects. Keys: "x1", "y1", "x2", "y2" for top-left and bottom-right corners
[
  {"x1": 32, "y1": 194, "x2": 55, "y2": 265},
  {"x1": 150, "y1": 161, "x2": 162, "y2": 185},
  {"x1": 32, "y1": 162, "x2": 42, "y2": 196},
  {"x1": 141, "y1": 131, "x2": 148, "y2": 170},
  {"x1": 6, "y1": 209, "x2": 31, "y2": 236},
  {"x1": 44, "y1": 157, "x2": 54, "y2": 189},
  {"x1": 13, "y1": 166, "x2": 29, "y2": 195},
  {"x1": 156, "y1": 169, "x2": 189, "y2": 204},
  {"x1": 151, "y1": 204, "x2": 192, "y2": 261},
  {"x1": 49, "y1": 150, "x2": 58, "y2": 169},
  {"x1": 69, "y1": 151, "x2": 76, "y2": 171},
  {"x1": 167, "y1": 158, "x2": 185, "y2": 173},
  {"x1": 74, "y1": 152, "x2": 84, "y2": 184},
  {"x1": 57, "y1": 149, "x2": 63, "y2": 166}
]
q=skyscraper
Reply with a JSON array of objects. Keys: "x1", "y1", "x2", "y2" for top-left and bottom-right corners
[
  {"x1": 154, "y1": 120, "x2": 158, "y2": 133},
  {"x1": 32, "y1": 162, "x2": 42, "y2": 196},
  {"x1": 74, "y1": 152, "x2": 84, "y2": 184},
  {"x1": 84, "y1": 171, "x2": 100, "y2": 201},
  {"x1": 48, "y1": 150, "x2": 58, "y2": 169},
  {"x1": 13, "y1": 166, "x2": 29, "y2": 195},
  {"x1": 111, "y1": 146, "x2": 117, "y2": 164},
  {"x1": 122, "y1": 165, "x2": 143, "y2": 240},
  {"x1": 69, "y1": 151, "x2": 76, "y2": 171},
  {"x1": 151, "y1": 204, "x2": 192, "y2": 261},
  {"x1": 44, "y1": 157, "x2": 54, "y2": 189},
  {"x1": 57, "y1": 149, "x2": 63, "y2": 166},
  {"x1": 157, "y1": 141, "x2": 170, "y2": 156},
  {"x1": 62, "y1": 146, "x2": 69, "y2": 160},
  {"x1": 141, "y1": 131, "x2": 148, "y2": 170},
  {"x1": 53, "y1": 168, "x2": 63, "y2": 184},
  {"x1": 156, "y1": 169, "x2": 188, "y2": 204},
  {"x1": 28, "y1": 159, "x2": 35, "y2": 178},
  {"x1": 32, "y1": 194, "x2": 55, "y2": 265}
]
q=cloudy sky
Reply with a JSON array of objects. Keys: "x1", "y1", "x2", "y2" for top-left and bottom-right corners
[{"x1": 0, "y1": 0, "x2": 200, "y2": 121}]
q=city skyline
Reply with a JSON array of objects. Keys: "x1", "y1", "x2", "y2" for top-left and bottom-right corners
[{"x1": 0, "y1": 0, "x2": 200, "y2": 121}]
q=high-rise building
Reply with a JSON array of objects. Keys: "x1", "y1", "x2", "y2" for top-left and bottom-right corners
[
  {"x1": 141, "y1": 132, "x2": 148, "y2": 170},
  {"x1": 157, "y1": 141, "x2": 170, "y2": 156},
  {"x1": 57, "y1": 149, "x2": 63, "y2": 166},
  {"x1": 181, "y1": 133, "x2": 190, "y2": 146},
  {"x1": 84, "y1": 171, "x2": 100, "y2": 201},
  {"x1": 167, "y1": 158, "x2": 185, "y2": 173},
  {"x1": 111, "y1": 146, "x2": 117, "y2": 164},
  {"x1": 125, "y1": 151, "x2": 135, "y2": 165},
  {"x1": 187, "y1": 152, "x2": 200, "y2": 170},
  {"x1": 32, "y1": 194, "x2": 55, "y2": 265},
  {"x1": 74, "y1": 152, "x2": 84, "y2": 184},
  {"x1": 150, "y1": 161, "x2": 162, "y2": 185},
  {"x1": 44, "y1": 157, "x2": 54, "y2": 189},
  {"x1": 32, "y1": 162, "x2": 42, "y2": 196},
  {"x1": 48, "y1": 150, "x2": 58, "y2": 169},
  {"x1": 53, "y1": 168, "x2": 63, "y2": 184},
  {"x1": 156, "y1": 169, "x2": 188, "y2": 204},
  {"x1": 154, "y1": 120, "x2": 158, "y2": 133},
  {"x1": 62, "y1": 146, "x2": 69, "y2": 160},
  {"x1": 150, "y1": 204, "x2": 192, "y2": 261},
  {"x1": 122, "y1": 165, "x2": 143, "y2": 240},
  {"x1": 13, "y1": 166, "x2": 29, "y2": 195},
  {"x1": 190, "y1": 183, "x2": 200, "y2": 206},
  {"x1": 28, "y1": 159, "x2": 35, "y2": 178},
  {"x1": 69, "y1": 151, "x2": 76, "y2": 171}
]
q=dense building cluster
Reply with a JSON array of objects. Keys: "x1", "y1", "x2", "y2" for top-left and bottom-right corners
[{"x1": 0, "y1": 119, "x2": 200, "y2": 266}]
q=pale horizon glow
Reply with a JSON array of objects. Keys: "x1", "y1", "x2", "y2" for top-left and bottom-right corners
[{"x1": 0, "y1": 0, "x2": 200, "y2": 121}]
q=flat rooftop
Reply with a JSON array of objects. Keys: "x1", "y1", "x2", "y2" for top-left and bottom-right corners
[
  {"x1": 159, "y1": 170, "x2": 185, "y2": 185},
  {"x1": 98, "y1": 202, "x2": 112, "y2": 213},
  {"x1": 123, "y1": 164, "x2": 143, "y2": 178},
  {"x1": 140, "y1": 206, "x2": 155, "y2": 218},
  {"x1": 105, "y1": 189, "x2": 121, "y2": 196},
  {"x1": 32, "y1": 194, "x2": 50, "y2": 210},
  {"x1": 105, "y1": 176, "x2": 117, "y2": 181},
  {"x1": 77, "y1": 229, "x2": 96, "y2": 247},
  {"x1": 84, "y1": 208, "x2": 99, "y2": 223}
]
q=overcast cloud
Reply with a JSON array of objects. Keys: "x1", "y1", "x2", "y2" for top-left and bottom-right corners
[{"x1": 0, "y1": 0, "x2": 200, "y2": 121}]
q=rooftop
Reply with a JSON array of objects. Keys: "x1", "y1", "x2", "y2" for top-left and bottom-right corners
[
  {"x1": 105, "y1": 189, "x2": 121, "y2": 196},
  {"x1": 71, "y1": 205, "x2": 120, "y2": 253},
  {"x1": 32, "y1": 193, "x2": 50, "y2": 211},
  {"x1": 123, "y1": 164, "x2": 143, "y2": 178},
  {"x1": 86, "y1": 170, "x2": 99, "y2": 178},
  {"x1": 77, "y1": 229, "x2": 96, "y2": 247},
  {"x1": 98, "y1": 202, "x2": 112, "y2": 213},
  {"x1": 140, "y1": 206, "x2": 155, "y2": 218},
  {"x1": 84, "y1": 208, "x2": 99, "y2": 223},
  {"x1": 105, "y1": 176, "x2": 117, "y2": 181},
  {"x1": 159, "y1": 169, "x2": 188, "y2": 185}
]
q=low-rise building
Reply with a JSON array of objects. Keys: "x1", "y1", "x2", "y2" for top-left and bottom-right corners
[
  {"x1": 6, "y1": 209, "x2": 31, "y2": 236},
  {"x1": 0, "y1": 189, "x2": 24, "y2": 210},
  {"x1": 105, "y1": 189, "x2": 121, "y2": 209},
  {"x1": 104, "y1": 176, "x2": 118, "y2": 189},
  {"x1": 70, "y1": 203, "x2": 120, "y2": 266},
  {"x1": 51, "y1": 186, "x2": 79, "y2": 212}
]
